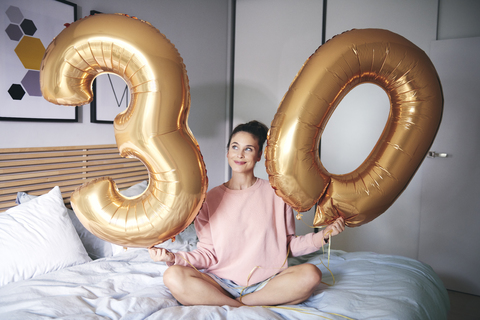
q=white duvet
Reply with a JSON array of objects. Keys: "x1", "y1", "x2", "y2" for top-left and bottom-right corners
[{"x1": 0, "y1": 248, "x2": 449, "y2": 320}]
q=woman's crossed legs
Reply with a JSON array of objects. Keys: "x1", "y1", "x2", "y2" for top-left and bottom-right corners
[{"x1": 163, "y1": 263, "x2": 322, "y2": 307}]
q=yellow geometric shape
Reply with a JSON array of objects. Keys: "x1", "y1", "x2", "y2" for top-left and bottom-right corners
[{"x1": 15, "y1": 36, "x2": 45, "y2": 70}]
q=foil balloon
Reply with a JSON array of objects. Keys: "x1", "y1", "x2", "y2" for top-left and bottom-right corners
[
  {"x1": 265, "y1": 28, "x2": 443, "y2": 227},
  {"x1": 40, "y1": 14, "x2": 208, "y2": 247}
]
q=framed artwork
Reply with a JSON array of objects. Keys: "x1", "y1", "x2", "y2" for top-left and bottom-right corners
[
  {"x1": 90, "y1": 73, "x2": 130, "y2": 124},
  {"x1": 0, "y1": 0, "x2": 78, "y2": 122},
  {"x1": 89, "y1": 10, "x2": 130, "y2": 124}
]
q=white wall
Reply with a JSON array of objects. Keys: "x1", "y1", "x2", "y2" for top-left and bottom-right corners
[{"x1": 0, "y1": 0, "x2": 231, "y2": 190}]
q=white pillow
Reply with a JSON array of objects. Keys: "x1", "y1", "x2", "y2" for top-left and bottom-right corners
[
  {"x1": 0, "y1": 187, "x2": 91, "y2": 286},
  {"x1": 16, "y1": 181, "x2": 150, "y2": 259},
  {"x1": 16, "y1": 191, "x2": 114, "y2": 260},
  {"x1": 15, "y1": 181, "x2": 161, "y2": 260},
  {"x1": 67, "y1": 208, "x2": 114, "y2": 259}
]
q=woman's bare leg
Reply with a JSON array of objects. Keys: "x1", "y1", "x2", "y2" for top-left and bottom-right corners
[
  {"x1": 238, "y1": 263, "x2": 322, "y2": 306},
  {"x1": 164, "y1": 265, "x2": 243, "y2": 307}
]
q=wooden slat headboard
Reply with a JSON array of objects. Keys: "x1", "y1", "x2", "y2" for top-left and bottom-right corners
[{"x1": 0, "y1": 144, "x2": 149, "y2": 212}]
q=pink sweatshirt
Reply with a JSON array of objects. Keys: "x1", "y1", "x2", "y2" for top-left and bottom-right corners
[{"x1": 171, "y1": 178, "x2": 327, "y2": 286}]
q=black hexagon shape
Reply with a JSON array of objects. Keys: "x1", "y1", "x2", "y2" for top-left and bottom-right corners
[
  {"x1": 5, "y1": 24, "x2": 23, "y2": 41},
  {"x1": 20, "y1": 19, "x2": 36, "y2": 36},
  {"x1": 8, "y1": 84, "x2": 26, "y2": 100}
]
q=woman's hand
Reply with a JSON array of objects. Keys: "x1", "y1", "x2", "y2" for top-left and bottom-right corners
[
  {"x1": 312, "y1": 217, "x2": 345, "y2": 247},
  {"x1": 148, "y1": 247, "x2": 175, "y2": 263},
  {"x1": 323, "y1": 217, "x2": 345, "y2": 241}
]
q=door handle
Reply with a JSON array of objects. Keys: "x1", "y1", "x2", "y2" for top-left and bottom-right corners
[{"x1": 427, "y1": 151, "x2": 449, "y2": 158}]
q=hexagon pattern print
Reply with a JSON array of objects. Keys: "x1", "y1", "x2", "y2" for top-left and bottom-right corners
[
  {"x1": 0, "y1": 0, "x2": 77, "y2": 122},
  {"x1": 6, "y1": 5, "x2": 44, "y2": 100}
]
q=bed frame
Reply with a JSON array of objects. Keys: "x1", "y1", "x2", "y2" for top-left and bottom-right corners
[{"x1": 0, "y1": 144, "x2": 148, "y2": 212}]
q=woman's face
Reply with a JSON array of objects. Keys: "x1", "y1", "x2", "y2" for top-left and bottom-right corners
[{"x1": 227, "y1": 131, "x2": 261, "y2": 174}]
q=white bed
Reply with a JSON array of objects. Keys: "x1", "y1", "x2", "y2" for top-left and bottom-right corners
[{"x1": 0, "y1": 145, "x2": 450, "y2": 319}]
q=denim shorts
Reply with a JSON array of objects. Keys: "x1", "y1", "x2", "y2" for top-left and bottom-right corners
[{"x1": 206, "y1": 273, "x2": 275, "y2": 299}]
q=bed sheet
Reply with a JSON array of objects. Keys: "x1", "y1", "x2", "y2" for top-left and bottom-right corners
[{"x1": 0, "y1": 249, "x2": 449, "y2": 320}]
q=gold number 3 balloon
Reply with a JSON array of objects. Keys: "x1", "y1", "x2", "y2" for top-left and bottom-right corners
[
  {"x1": 265, "y1": 29, "x2": 443, "y2": 227},
  {"x1": 40, "y1": 14, "x2": 208, "y2": 247}
]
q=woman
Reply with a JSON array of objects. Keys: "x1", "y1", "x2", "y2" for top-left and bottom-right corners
[{"x1": 149, "y1": 120, "x2": 345, "y2": 307}]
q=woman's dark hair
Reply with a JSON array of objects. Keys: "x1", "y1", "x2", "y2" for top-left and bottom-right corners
[{"x1": 227, "y1": 120, "x2": 269, "y2": 154}]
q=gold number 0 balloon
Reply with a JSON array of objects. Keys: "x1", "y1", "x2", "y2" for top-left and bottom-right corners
[
  {"x1": 265, "y1": 29, "x2": 443, "y2": 227},
  {"x1": 40, "y1": 14, "x2": 208, "y2": 247}
]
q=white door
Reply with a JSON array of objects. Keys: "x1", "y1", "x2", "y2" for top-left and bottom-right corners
[{"x1": 418, "y1": 37, "x2": 480, "y2": 296}]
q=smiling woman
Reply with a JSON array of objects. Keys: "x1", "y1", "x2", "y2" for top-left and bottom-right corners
[
  {"x1": 225, "y1": 121, "x2": 266, "y2": 182},
  {"x1": 148, "y1": 120, "x2": 345, "y2": 307},
  {"x1": 226, "y1": 131, "x2": 261, "y2": 179},
  {"x1": 0, "y1": 142, "x2": 448, "y2": 319}
]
